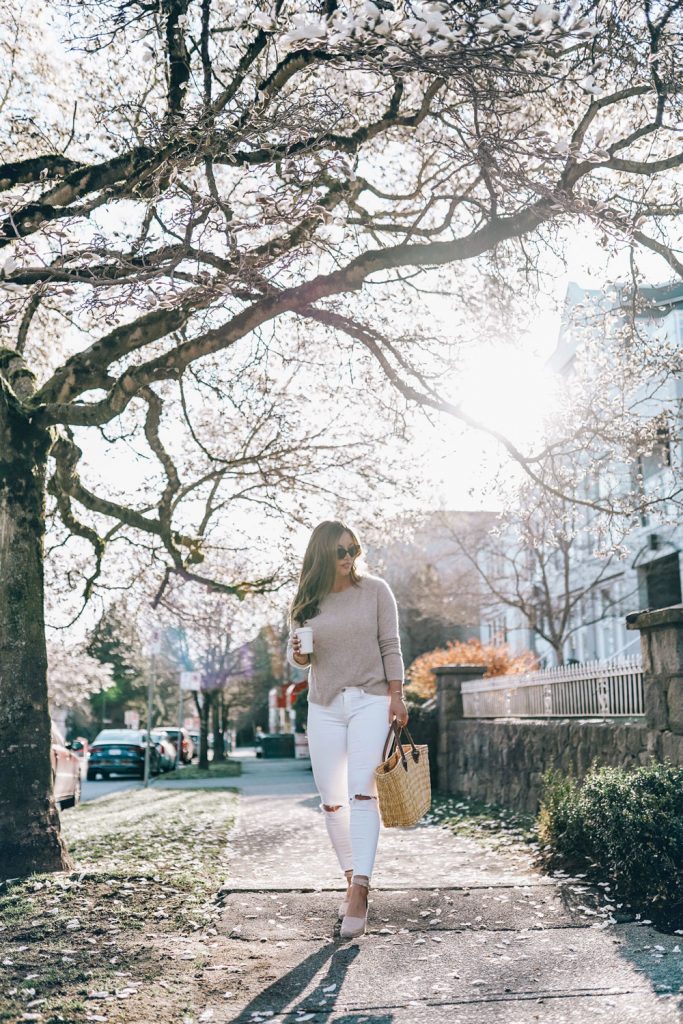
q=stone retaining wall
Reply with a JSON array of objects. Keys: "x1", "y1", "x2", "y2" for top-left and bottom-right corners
[
  {"x1": 434, "y1": 606, "x2": 683, "y2": 814},
  {"x1": 444, "y1": 717, "x2": 679, "y2": 814}
]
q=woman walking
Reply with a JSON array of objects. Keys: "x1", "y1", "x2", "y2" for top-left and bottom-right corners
[{"x1": 287, "y1": 520, "x2": 408, "y2": 939}]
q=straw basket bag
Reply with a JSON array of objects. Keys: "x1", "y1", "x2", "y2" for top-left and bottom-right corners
[{"x1": 374, "y1": 721, "x2": 431, "y2": 827}]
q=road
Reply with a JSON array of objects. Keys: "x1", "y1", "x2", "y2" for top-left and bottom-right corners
[
  {"x1": 80, "y1": 776, "x2": 145, "y2": 803},
  {"x1": 73, "y1": 747, "x2": 257, "y2": 806},
  {"x1": 78, "y1": 762, "x2": 207, "y2": 804}
]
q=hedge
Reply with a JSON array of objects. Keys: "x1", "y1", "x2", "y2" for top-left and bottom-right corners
[{"x1": 537, "y1": 760, "x2": 683, "y2": 930}]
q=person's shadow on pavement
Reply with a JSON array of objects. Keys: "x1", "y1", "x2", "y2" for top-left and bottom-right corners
[{"x1": 228, "y1": 940, "x2": 394, "y2": 1023}]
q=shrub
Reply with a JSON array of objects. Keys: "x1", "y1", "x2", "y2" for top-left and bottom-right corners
[
  {"x1": 538, "y1": 760, "x2": 683, "y2": 930},
  {"x1": 537, "y1": 768, "x2": 595, "y2": 868},
  {"x1": 405, "y1": 637, "x2": 537, "y2": 699}
]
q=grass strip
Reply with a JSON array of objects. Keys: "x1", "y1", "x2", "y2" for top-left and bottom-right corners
[
  {"x1": 425, "y1": 791, "x2": 538, "y2": 851},
  {"x1": 160, "y1": 761, "x2": 242, "y2": 781},
  {"x1": 0, "y1": 788, "x2": 238, "y2": 1023}
]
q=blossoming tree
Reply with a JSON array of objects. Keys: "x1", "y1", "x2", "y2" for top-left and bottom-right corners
[{"x1": 1, "y1": 0, "x2": 681, "y2": 873}]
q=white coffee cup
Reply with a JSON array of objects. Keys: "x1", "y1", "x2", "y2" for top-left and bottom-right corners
[{"x1": 295, "y1": 627, "x2": 313, "y2": 654}]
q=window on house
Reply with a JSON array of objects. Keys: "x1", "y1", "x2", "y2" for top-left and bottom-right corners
[
  {"x1": 640, "y1": 552, "x2": 682, "y2": 610},
  {"x1": 487, "y1": 618, "x2": 508, "y2": 645}
]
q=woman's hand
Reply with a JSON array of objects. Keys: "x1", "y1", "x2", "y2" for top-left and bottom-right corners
[
  {"x1": 291, "y1": 633, "x2": 310, "y2": 666},
  {"x1": 389, "y1": 693, "x2": 408, "y2": 727}
]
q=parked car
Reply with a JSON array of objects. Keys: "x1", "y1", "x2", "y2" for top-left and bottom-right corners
[
  {"x1": 188, "y1": 731, "x2": 215, "y2": 760},
  {"x1": 87, "y1": 729, "x2": 161, "y2": 780},
  {"x1": 51, "y1": 723, "x2": 81, "y2": 808},
  {"x1": 158, "y1": 727, "x2": 194, "y2": 764},
  {"x1": 150, "y1": 730, "x2": 177, "y2": 772}
]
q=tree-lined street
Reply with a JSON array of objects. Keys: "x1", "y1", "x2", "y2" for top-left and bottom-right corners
[
  {"x1": 2, "y1": 0, "x2": 683, "y2": 874},
  {"x1": 1, "y1": 0, "x2": 683, "y2": 1019}
]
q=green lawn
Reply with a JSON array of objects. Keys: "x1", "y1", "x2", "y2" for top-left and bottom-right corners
[{"x1": 160, "y1": 760, "x2": 242, "y2": 780}]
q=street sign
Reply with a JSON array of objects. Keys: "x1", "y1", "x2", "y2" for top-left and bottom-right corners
[{"x1": 180, "y1": 670, "x2": 202, "y2": 691}]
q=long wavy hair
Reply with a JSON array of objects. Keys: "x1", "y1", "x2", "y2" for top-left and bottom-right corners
[{"x1": 291, "y1": 520, "x2": 363, "y2": 625}]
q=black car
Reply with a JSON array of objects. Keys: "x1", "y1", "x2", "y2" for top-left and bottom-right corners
[{"x1": 87, "y1": 729, "x2": 161, "y2": 780}]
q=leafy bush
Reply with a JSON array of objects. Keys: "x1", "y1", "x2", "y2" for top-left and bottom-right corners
[
  {"x1": 536, "y1": 769, "x2": 591, "y2": 864},
  {"x1": 538, "y1": 760, "x2": 683, "y2": 930},
  {"x1": 405, "y1": 637, "x2": 537, "y2": 699}
]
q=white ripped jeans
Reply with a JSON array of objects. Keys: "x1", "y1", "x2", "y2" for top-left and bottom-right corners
[{"x1": 306, "y1": 685, "x2": 391, "y2": 882}]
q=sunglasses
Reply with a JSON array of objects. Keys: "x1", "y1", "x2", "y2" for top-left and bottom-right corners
[{"x1": 337, "y1": 544, "x2": 360, "y2": 560}]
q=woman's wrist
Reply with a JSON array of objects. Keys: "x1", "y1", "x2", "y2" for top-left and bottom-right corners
[
  {"x1": 293, "y1": 652, "x2": 310, "y2": 666},
  {"x1": 388, "y1": 682, "x2": 404, "y2": 698}
]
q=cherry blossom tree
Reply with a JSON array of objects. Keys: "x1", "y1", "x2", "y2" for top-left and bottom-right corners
[
  {"x1": 156, "y1": 588, "x2": 257, "y2": 769},
  {"x1": 46, "y1": 637, "x2": 114, "y2": 716},
  {"x1": 1, "y1": 0, "x2": 682, "y2": 874}
]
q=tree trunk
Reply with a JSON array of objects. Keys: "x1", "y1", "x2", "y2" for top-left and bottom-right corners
[
  {"x1": 199, "y1": 693, "x2": 211, "y2": 770},
  {"x1": 0, "y1": 380, "x2": 73, "y2": 876},
  {"x1": 212, "y1": 692, "x2": 225, "y2": 762},
  {"x1": 552, "y1": 641, "x2": 566, "y2": 665}
]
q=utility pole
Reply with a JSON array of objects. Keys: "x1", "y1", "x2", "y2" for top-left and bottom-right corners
[
  {"x1": 144, "y1": 629, "x2": 161, "y2": 787},
  {"x1": 175, "y1": 673, "x2": 183, "y2": 770}
]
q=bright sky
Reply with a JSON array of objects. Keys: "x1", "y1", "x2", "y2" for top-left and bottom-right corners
[{"x1": 416, "y1": 226, "x2": 676, "y2": 511}]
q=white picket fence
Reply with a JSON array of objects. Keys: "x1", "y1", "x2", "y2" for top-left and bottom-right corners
[{"x1": 460, "y1": 655, "x2": 644, "y2": 718}]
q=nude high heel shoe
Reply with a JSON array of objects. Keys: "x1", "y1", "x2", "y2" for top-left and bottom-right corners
[
  {"x1": 340, "y1": 878, "x2": 369, "y2": 939},
  {"x1": 338, "y1": 870, "x2": 353, "y2": 920}
]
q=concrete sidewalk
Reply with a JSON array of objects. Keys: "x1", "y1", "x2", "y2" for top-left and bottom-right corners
[{"x1": 186, "y1": 756, "x2": 683, "y2": 1023}]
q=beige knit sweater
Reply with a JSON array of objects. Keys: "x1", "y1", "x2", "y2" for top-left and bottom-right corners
[{"x1": 286, "y1": 574, "x2": 404, "y2": 707}]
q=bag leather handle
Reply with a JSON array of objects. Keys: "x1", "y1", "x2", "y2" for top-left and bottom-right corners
[
  {"x1": 382, "y1": 720, "x2": 401, "y2": 764},
  {"x1": 381, "y1": 720, "x2": 421, "y2": 772}
]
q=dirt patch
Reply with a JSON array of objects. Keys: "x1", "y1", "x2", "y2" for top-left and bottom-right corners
[
  {"x1": 425, "y1": 792, "x2": 538, "y2": 852},
  {"x1": 0, "y1": 789, "x2": 239, "y2": 1023}
]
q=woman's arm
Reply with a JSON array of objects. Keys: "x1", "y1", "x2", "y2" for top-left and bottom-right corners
[
  {"x1": 377, "y1": 580, "x2": 405, "y2": 684},
  {"x1": 377, "y1": 580, "x2": 408, "y2": 724}
]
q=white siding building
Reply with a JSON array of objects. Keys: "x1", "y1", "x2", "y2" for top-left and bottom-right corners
[{"x1": 481, "y1": 281, "x2": 683, "y2": 667}]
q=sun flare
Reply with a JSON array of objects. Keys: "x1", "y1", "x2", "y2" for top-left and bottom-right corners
[{"x1": 453, "y1": 343, "x2": 560, "y2": 447}]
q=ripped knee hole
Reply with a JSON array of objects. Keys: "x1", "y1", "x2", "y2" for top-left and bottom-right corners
[{"x1": 322, "y1": 796, "x2": 376, "y2": 810}]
